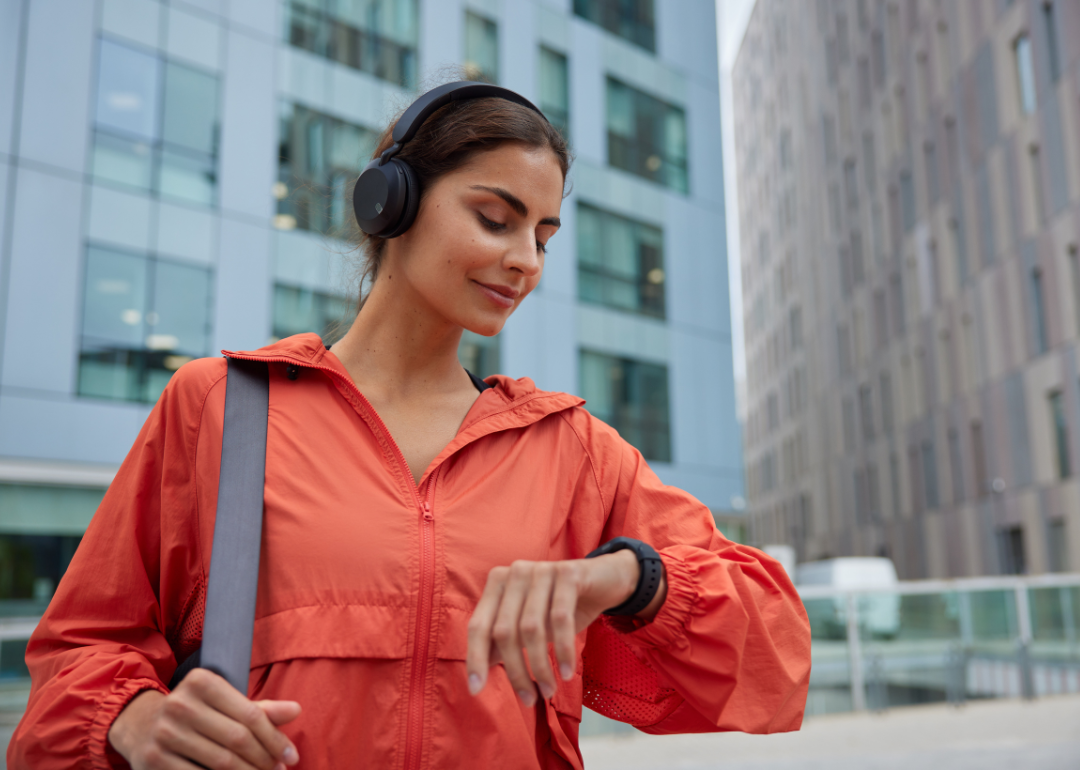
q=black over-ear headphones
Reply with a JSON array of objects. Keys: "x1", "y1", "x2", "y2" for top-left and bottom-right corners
[{"x1": 352, "y1": 81, "x2": 548, "y2": 238}]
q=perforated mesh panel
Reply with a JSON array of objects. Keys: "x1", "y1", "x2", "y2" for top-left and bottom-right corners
[
  {"x1": 174, "y1": 576, "x2": 206, "y2": 660},
  {"x1": 581, "y1": 617, "x2": 680, "y2": 727}
]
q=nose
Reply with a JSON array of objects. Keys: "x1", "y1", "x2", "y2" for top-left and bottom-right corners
[{"x1": 504, "y1": 233, "x2": 543, "y2": 277}]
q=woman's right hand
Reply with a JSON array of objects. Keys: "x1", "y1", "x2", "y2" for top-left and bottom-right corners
[{"x1": 107, "y1": 668, "x2": 301, "y2": 770}]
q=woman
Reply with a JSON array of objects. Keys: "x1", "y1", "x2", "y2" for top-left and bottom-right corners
[{"x1": 9, "y1": 82, "x2": 810, "y2": 770}]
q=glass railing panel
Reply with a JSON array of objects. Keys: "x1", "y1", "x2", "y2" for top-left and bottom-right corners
[
  {"x1": 803, "y1": 597, "x2": 852, "y2": 716},
  {"x1": 857, "y1": 591, "x2": 958, "y2": 710},
  {"x1": 1028, "y1": 586, "x2": 1080, "y2": 696}
]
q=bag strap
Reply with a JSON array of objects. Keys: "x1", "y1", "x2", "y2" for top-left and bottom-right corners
[{"x1": 198, "y1": 357, "x2": 270, "y2": 693}]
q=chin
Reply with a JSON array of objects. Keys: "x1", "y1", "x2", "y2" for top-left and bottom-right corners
[{"x1": 460, "y1": 311, "x2": 508, "y2": 338}]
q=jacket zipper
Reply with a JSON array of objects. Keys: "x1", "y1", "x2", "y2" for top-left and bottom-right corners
[
  {"x1": 404, "y1": 471, "x2": 439, "y2": 770},
  {"x1": 224, "y1": 353, "x2": 442, "y2": 770}
]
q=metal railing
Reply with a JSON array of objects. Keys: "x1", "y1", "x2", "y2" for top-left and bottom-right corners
[{"x1": 797, "y1": 573, "x2": 1080, "y2": 715}]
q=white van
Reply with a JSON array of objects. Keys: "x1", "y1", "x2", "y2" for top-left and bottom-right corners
[{"x1": 796, "y1": 557, "x2": 901, "y2": 639}]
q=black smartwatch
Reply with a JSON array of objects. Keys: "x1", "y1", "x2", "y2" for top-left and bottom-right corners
[{"x1": 584, "y1": 537, "x2": 664, "y2": 616}]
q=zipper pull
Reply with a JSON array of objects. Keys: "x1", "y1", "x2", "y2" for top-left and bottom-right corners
[{"x1": 422, "y1": 501, "x2": 433, "y2": 522}]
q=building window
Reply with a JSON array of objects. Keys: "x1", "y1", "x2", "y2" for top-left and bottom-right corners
[
  {"x1": 458, "y1": 330, "x2": 501, "y2": 379},
  {"x1": 899, "y1": 169, "x2": 916, "y2": 233},
  {"x1": 1049, "y1": 390, "x2": 1071, "y2": 478},
  {"x1": 1031, "y1": 268, "x2": 1049, "y2": 354},
  {"x1": 276, "y1": 103, "x2": 378, "y2": 235},
  {"x1": 538, "y1": 47, "x2": 569, "y2": 138},
  {"x1": 842, "y1": 397, "x2": 856, "y2": 453},
  {"x1": 1048, "y1": 519, "x2": 1067, "y2": 572},
  {"x1": 789, "y1": 306, "x2": 803, "y2": 348},
  {"x1": 1043, "y1": 2, "x2": 1061, "y2": 83},
  {"x1": 577, "y1": 203, "x2": 665, "y2": 318},
  {"x1": 272, "y1": 284, "x2": 356, "y2": 345},
  {"x1": 948, "y1": 428, "x2": 965, "y2": 504},
  {"x1": 858, "y1": 384, "x2": 874, "y2": 442},
  {"x1": 580, "y1": 350, "x2": 670, "y2": 462},
  {"x1": 1070, "y1": 245, "x2": 1080, "y2": 332},
  {"x1": 0, "y1": 530, "x2": 87, "y2": 619},
  {"x1": 921, "y1": 440, "x2": 939, "y2": 509},
  {"x1": 998, "y1": 525, "x2": 1026, "y2": 575},
  {"x1": 971, "y1": 421, "x2": 989, "y2": 496},
  {"x1": 606, "y1": 78, "x2": 688, "y2": 193},
  {"x1": 843, "y1": 159, "x2": 858, "y2": 208},
  {"x1": 1014, "y1": 34, "x2": 1036, "y2": 114},
  {"x1": 880, "y1": 371, "x2": 894, "y2": 433},
  {"x1": 78, "y1": 244, "x2": 212, "y2": 403},
  {"x1": 464, "y1": 11, "x2": 499, "y2": 83},
  {"x1": 91, "y1": 38, "x2": 220, "y2": 206},
  {"x1": 286, "y1": 0, "x2": 418, "y2": 88},
  {"x1": 1029, "y1": 144, "x2": 1046, "y2": 224},
  {"x1": 573, "y1": 0, "x2": 655, "y2": 52},
  {"x1": 837, "y1": 324, "x2": 852, "y2": 376},
  {"x1": 779, "y1": 128, "x2": 793, "y2": 169}
]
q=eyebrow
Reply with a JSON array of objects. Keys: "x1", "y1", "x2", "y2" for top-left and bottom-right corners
[{"x1": 470, "y1": 185, "x2": 561, "y2": 228}]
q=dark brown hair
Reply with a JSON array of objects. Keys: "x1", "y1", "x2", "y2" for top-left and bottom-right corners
[{"x1": 354, "y1": 90, "x2": 572, "y2": 305}]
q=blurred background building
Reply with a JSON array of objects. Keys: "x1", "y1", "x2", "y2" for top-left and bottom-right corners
[
  {"x1": 736, "y1": 0, "x2": 1080, "y2": 579},
  {"x1": 0, "y1": 0, "x2": 741, "y2": 662}
]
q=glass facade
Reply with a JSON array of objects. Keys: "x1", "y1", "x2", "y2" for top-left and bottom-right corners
[
  {"x1": 272, "y1": 284, "x2": 356, "y2": 345},
  {"x1": 580, "y1": 350, "x2": 670, "y2": 462},
  {"x1": 286, "y1": 0, "x2": 418, "y2": 88},
  {"x1": 91, "y1": 38, "x2": 220, "y2": 206},
  {"x1": 458, "y1": 330, "x2": 500, "y2": 380},
  {"x1": 606, "y1": 78, "x2": 688, "y2": 192},
  {"x1": 539, "y1": 47, "x2": 569, "y2": 139},
  {"x1": 577, "y1": 203, "x2": 665, "y2": 318},
  {"x1": 78, "y1": 244, "x2": 213, "y2": 403},
  {"x1": 573, "y1": 0, "x2": 655, "y2": 53},
  {"x1": 276, "y1": 103, "x2": 378, "y2": 236},
  {"x1": 463, "y1": 12, "x2": 498, "y2": 84}
]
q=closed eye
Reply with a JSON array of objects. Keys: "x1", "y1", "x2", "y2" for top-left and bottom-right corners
[{"x1": 477, "y1": 213, "x2": 506, "y2": 232}]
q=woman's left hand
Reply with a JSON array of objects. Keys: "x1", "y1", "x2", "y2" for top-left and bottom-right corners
[{"x1": 465, "y1": 551, "x2": 666, "y2": 706}]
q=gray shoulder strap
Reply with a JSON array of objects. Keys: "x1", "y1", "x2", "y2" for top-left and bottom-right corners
[{"x1": 200, "y1": 357, "x2": 270, "y2": 693}]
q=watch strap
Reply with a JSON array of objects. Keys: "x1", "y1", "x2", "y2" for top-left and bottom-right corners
[{"x1": 585, "y1": 537, "x2": 664, "y2": 616}]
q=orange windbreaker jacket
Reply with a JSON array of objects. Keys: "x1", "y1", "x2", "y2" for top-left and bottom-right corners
[{"x1": 9, "y1": 334, "x2": 811, "y2": 770}]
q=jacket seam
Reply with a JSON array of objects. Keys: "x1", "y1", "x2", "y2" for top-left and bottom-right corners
[
  {"x1": 185, "y1": 365, "x2": 229, "y2": 641},
  {"x1": 555, "y1": 410, "x2": 609, "y2": 519},
  {"x1": 457, "y1": 390, "x2": 573, "y2": 434}
]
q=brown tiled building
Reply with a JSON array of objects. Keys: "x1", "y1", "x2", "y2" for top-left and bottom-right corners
[{"x1": 734, "y1": 0, "x2": 1080, "y2": 578}]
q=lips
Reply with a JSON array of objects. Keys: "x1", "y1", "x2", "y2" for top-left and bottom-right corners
[{"x1": 473, "y1": 280, "x2": 519, "y2": 308}]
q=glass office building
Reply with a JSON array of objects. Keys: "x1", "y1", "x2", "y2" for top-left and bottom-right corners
[{"x1": 0, "y1": 0, "x2": 739, "y2": 648}]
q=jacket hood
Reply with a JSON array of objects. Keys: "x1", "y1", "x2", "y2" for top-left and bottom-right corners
[{"x1": 222, "y1": 333, "x2": 585, "y2": 466}]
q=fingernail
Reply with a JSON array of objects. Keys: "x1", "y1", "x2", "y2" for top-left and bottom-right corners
[
  {"x1": 518, "y1": 688, "x2": 537, "y2": 707},
  {"x1": 539, "y1": 681, "x2": 556, "y2": 700},
  {"x1": 468, "y1": 673, "x2": 483, "y2": 695},
  {"x1": 283, "y1": 746, "x2": 298, "y2": 764},
  {"x1": 560, "y1": 663, "x2": 574, "y2": 681}
]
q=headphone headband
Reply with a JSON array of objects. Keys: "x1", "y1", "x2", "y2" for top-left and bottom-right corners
[{"x1": 390, "y1": 81, "x2": 547, "y2": 148}]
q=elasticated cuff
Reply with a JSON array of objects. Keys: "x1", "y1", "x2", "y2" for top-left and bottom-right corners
[
  {"x1": 611, "y1": 551, "x2": 697, "y2": 650},
  {"x1": 87, "y1": 678, "x2": 169, "y2": 769}
]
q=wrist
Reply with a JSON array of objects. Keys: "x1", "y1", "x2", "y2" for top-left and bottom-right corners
[{"x1": 108, "y1": 689, "x2": 163, "y2": 758}]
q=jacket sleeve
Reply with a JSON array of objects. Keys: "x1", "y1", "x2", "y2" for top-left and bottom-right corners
[
  {"x1": 579, "y1": 420, "x2": 811, "y2": 736},
  {"x1": 6, "y1": 360, "x2": 223, "y2": 769}
]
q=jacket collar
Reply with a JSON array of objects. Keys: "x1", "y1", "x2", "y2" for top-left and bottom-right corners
[{"x1": 222, "y1": 333, "x2": 585, "y2": 455}]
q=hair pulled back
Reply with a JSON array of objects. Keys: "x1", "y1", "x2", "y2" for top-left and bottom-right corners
[{"x1": 355, "y1": 90, "x2": 571, "y2": 302}]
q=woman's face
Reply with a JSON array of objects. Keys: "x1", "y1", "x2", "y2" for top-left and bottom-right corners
[{"x1": 385, "y1": 141, "x2": 564, "y2": 337}]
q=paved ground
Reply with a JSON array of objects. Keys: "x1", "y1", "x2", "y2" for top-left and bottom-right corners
[
  {"x1": 580, "y1": 694, "x2": 1080, "y2": 770},
  {"x1": 3, "y1": 688, "x2": 1078, "y2": 768}
]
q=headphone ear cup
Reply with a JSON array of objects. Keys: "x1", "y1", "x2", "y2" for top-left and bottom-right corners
[{"x1": 381, "y1": 159, "x2": 420, "y2": 239}]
